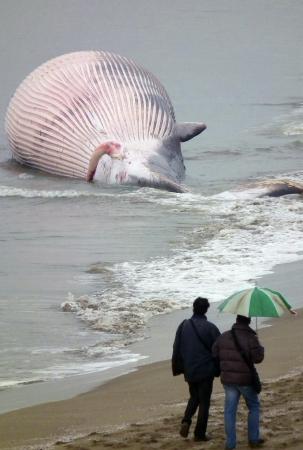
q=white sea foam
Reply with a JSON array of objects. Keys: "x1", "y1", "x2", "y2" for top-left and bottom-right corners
[
  {"x1": 0, "y1": 184, "x2": 164, "y2": 200},
  {"x1": 0, "y1": 185, "x2": 115, "y2": 199},
  {"x1": 114, "y1": 200, "x2": 303, "y2": 304},
  {"x1": 0, "y1": 380, "x2": 24, "y2": 388},
  {"x1": 283, "y1": 122, "x2": 303, "y2": 136},
  {"x1": 62, "y1": 191, "x2": 303, "y2": 342},
  {"x1": 18, "y1": 172, "x2": 35, "y2": 179},
  {"x1": 0, "y1": 379, "x2": 44, "y2": 390},
  {"x1": 35, "y1": 352, "x2": 145, "y2": 379},
  {"x1": 282, "y1": 104, "x2": 303, "y2": 136},
  {"x1": 0, "y1": 350, "x2": 145, "y2": 390},
  {"x1": 213, "y1": 188, "x2": 268, "y2": 200},
  {"x1": 257, "y1": 104, "x2": 303, "y2": 138}
]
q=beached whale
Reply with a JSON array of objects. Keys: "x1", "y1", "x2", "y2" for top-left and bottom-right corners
[{"x1": 5, "y1": 51, "x2": 206, "y2": 193}]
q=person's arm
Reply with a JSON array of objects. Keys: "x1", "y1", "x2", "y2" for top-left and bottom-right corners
[
  {"x1": 172, "y1": 324, "x2": 181, "y2": 359},
  {"x1": 212, "y1": 338, "x2": 219, "y2": 358},
  {"x1": 249, "y1": 334, "x2": 264, "y2": 364},
  {"x1": 213, "y1": 325, "x2": 221, "y2": 341},
  {"x1": 171, "y1": 320, "x2": 185, "y2": 375},
  {"x1": 209, "y1": 324, "x2": 221, "y2": 348}
]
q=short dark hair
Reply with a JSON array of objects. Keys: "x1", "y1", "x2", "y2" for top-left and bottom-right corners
[
  {"x1": 193, "y1": 297, "x2": 210, "y2": 315},
  {"x1": 236, "y1": 314, "x2": 251, "y2": 325}
]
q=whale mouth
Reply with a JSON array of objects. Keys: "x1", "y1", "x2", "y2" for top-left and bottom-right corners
[{"x1": 133, "y1": 172, "x2": 188, "y2": 193}]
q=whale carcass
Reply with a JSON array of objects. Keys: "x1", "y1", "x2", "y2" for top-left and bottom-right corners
[{"x1": 5, "y1": 51, "x2": 206, "y2": 192}]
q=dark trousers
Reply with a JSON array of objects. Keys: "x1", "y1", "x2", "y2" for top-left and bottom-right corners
[{"x1": 182, "y1": 377, "x2": 214, "y2": 438}]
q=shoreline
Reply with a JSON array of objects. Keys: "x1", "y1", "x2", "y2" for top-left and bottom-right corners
[
  {"x1": 1, "y1": 259, "x2": 302, "y2": 415},
  {"x1": 0, "y1": 259, "x2": 302, "y2": 448},
  {"x1": 0, "y1": 280, "x2": 238, "y2": 415},
  {"x1": 0, "y1": 306, "x2": 302, "y2": 449}
]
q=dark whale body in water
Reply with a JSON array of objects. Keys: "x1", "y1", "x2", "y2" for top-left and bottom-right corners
[
  {"x1": 259, "y1": 180, "x2": 303, "y2": 197},
  {"x1": 216, "y1": 179, "x2": 303, "y2": 200}
]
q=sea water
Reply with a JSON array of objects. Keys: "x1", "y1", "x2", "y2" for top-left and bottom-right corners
[{"x1": 0, "y1": 0, "x2": 303, "y2": 392}]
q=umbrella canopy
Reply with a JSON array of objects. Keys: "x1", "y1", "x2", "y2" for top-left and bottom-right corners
[{"x1": 218, "y1": 286, "x2": 292, "y2": 317}]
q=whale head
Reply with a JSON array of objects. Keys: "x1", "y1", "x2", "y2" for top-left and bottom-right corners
[{"x1": 90, "y1": 122, "x2": 207, "y2": 192}]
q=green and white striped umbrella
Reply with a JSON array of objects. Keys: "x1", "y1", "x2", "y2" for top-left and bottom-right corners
[{"x1": 218, "y1": 286, "x2": 292, "y2": 317}]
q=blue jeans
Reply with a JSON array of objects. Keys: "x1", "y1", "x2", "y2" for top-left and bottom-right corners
[{"x1": 224, "y1": 384, "x2": 260, "y2": 449}]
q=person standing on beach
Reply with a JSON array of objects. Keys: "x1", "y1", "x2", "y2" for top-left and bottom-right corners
[
  {"x1": 212, "y1": 315, "x2": 264, "y2": 449},
  {"x1": 172, "y1": 297, "x2": 221, "y2": 442}
]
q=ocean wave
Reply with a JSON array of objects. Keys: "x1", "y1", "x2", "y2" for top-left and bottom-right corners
[
  {"x1": 257, "y1": 103, "x2": 303, "y2": 138},
  {"x1": 283, "y1": 122, "x2": 303, "y2": 136},
  {"x1": 115, "y1": 197, "x2": 303, "y2": 302},
  {"x1": 185, "y1": 148, "x2": 242, "y2": 160},
  {"x1": 18, "y1": 172, "x2": 35, "y2": 179},
  {"x1": 0, "y1": 350, "x2": 145, "y2": 391},
  {"x1": 62, "y1": 291, "x2": 179, "y2": 335},
  {"x1": 35, "y1": 353, "x2": 144, "y2": 379},
  {"x1": 0, "y1": 378, "x2": 45, "y2": 391},
  {"x1": 0, "y1": 183, "x2": 181, "y2": 200},
  {"x1": 124, "y1": 190, "x2": 210, "y2": 212},
  {"x1": 62, "y1": 193, "x2": 303, "y2": 342},
  {"x1": 0, "y1": 185, "x2": 117, "y2": 199}
]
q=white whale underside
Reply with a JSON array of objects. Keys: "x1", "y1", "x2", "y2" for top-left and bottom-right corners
[{"x1": 5, "y1": 51, "x2": 181, "y2": 188}]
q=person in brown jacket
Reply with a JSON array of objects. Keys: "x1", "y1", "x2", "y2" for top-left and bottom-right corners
[{"x1": 212, "y1": 315, "x2": 264, "y2": 449}]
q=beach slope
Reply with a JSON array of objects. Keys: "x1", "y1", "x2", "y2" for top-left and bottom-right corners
[{"x1": 0, "y1": 309, "x2": 302, "y2": 449}]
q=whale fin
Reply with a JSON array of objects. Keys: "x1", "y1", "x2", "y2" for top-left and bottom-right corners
[
  {"x1": 174, "y1": 122, "x2": 207, "y2": 142},
  {"x1": 87, "y1": 141, "x2": 121, "y2": 182}
]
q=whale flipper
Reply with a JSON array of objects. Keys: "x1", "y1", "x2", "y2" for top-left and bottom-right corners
[{"x1": 174, "y1": 122, "x2": 207, "y2": 142}]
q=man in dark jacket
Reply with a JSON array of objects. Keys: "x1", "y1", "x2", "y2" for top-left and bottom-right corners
[
  {"x1": 172, "y1": 297, "x2": 221, "y2": 441},
  {"x1": 212, "y1": 315, "x2": 264, "y2": 449}
]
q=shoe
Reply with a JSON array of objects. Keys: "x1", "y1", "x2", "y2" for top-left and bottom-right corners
[
  {"x1": 249, "y1": 438, "x2": 265, "y2": 448},
  {"x1": 225, "y1": 446, "x2": 235, "y2": 450},
  {"x1": 179, "y1": 422, "x2": 190, "y2": 438},
  {"x1": 194, "y1": 434, "x2": 211, "y2": 442}
]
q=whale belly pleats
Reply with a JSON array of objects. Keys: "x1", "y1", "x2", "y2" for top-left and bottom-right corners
[{"x1": 5, "y1": 51, "x2": 176, "y2": 179}]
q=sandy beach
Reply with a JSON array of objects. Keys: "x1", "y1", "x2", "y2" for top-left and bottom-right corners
[{"x1": 0, "y1": 261, "x2": 303, "y2": 450}]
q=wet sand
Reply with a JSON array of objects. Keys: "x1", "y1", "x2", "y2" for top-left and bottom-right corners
[
  {"x1": 53, "y1": 372, "x2": 303, "y2": 450},
  {"x1": 1, "y1": 260, "x2": 303, "y2": 449},
  {"x1": 0, "y1": 302, "x2": 302, "y2": 449}
]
